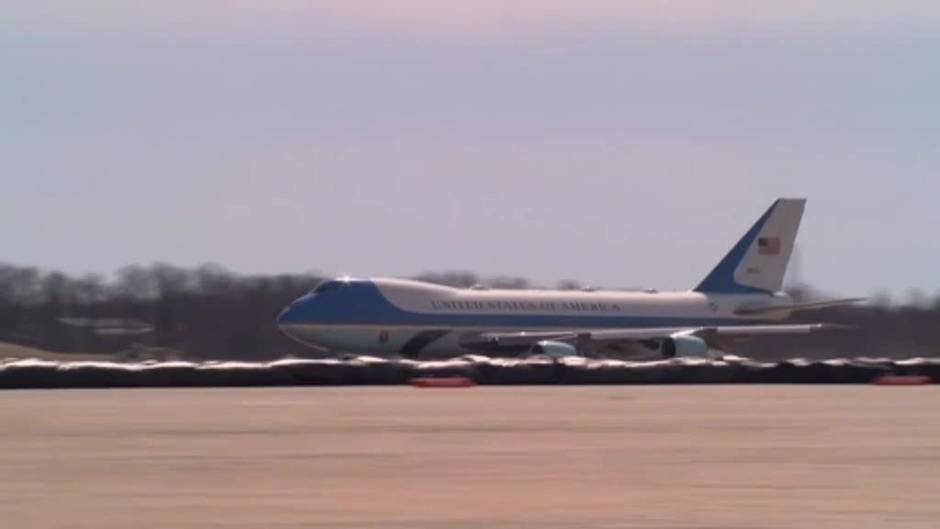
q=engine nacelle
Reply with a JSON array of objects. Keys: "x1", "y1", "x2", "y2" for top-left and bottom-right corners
[
  {"x1": 529, "y1": 340, "x2": 578, "y2": 358},
  {"x1": 661, "y1": 334, "x2": 709, "y2": 358}
]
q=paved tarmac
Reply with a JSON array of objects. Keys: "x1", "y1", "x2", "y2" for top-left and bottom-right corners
[{"x1": 0, "y1": 386, "x2": 937, "y2": 528}]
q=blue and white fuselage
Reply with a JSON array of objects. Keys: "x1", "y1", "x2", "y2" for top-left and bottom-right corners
[
  {"x1": 276, "y1": 277, "x2": 796, "y2": 356},
  {"x1": 277, "y1": 199, "x2": 857, "y2": 358}
]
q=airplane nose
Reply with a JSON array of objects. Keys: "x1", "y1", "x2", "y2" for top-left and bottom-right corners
[
  {"x1": 277, "y1": 300, "x2": 304, "y2": 325},
  {"x1": 276, "y1": 306, "x2": 291, "y2": 326}
]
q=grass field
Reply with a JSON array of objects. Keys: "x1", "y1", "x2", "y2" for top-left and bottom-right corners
[
  {"x1": 0, "y1": 386, "x2": 937, "y2": 528},
  {"x1": 0, "y1": 342, "x2": 114, "y2": 362}
]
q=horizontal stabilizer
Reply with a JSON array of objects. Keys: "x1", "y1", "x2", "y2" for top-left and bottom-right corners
[{"x1": 733, "y1": 298, "x2": 866, "y2": 316}]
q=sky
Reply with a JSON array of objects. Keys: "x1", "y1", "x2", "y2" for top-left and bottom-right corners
[{"x1": 3, "y1": 1, "x2": 939, "y2": 298}]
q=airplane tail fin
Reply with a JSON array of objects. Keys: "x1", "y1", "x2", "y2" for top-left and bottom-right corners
[{"x1": 694, "y1": 198, "x2": 806, "y2": 295}]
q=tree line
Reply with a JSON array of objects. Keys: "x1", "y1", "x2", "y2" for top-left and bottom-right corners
[{"x1": 0, "y1": 262, "x2": 936, "y2": 359}]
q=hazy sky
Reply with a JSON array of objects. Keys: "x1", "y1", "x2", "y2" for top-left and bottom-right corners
[{"x1": 3, "y1": 1, "x2": 939, "y2": 297}]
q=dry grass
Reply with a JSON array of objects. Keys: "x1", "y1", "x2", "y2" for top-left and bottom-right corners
[
  {"x1": 0, "y1": 386, "x2": 937, "y2": 528},
  {"x1": 0, "y1": 342, "x2": 115, "y2": 362}
]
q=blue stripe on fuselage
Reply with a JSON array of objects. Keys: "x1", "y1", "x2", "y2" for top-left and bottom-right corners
[{"x1": 277, "y1": 280, "x2": 751, "y2": 329}]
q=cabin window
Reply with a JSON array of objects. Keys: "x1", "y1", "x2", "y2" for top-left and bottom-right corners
[{"x1": 378, "y1": 330, "x2": 389, "y2": 344}]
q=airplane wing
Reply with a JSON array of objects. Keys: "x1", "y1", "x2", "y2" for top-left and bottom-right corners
[
  {"x1": 468, "y1": 323, "x2": 844, "y2": 345},
  {"x1": 460, "y1": 323, "x2": 850, "y2": 356}
]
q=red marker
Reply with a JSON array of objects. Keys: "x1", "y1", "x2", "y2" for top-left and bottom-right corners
[
  {"x1": 410, "y1": 376, "x2": 476, "y2": 388},
  {"x1": 872, "y1": 375, "x2": 933, "y2": 386}
]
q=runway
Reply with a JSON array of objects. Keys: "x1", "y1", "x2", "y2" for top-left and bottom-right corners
[{"x1": 0, "y1": 387, "x2": 937, "y2": 528}]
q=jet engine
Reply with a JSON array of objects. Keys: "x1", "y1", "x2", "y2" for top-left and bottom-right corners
[
  {"x1": 529, "y1": 340, "x2": 577, "y2": 358},
  {"x1": 661, "y1": 334, "x2": 709, "y2": 358}
]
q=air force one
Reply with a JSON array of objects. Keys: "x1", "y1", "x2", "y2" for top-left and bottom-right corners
[{"x1": 277, "y1": 199, "x2": 860, "y2": 359}]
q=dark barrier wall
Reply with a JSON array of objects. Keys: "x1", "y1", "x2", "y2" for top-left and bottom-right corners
[{"x1": 0, "y1": 356, "x2": 938, "y2": 389}]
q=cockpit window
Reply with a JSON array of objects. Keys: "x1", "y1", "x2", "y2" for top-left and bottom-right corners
[{"x1": 312, "y1": 280, "x2": 342, "y2": 294}]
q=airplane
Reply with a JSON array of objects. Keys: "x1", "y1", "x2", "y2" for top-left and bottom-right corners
[{"x1": 277, "y1": 198, "x2": 860, "y2": 359}]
